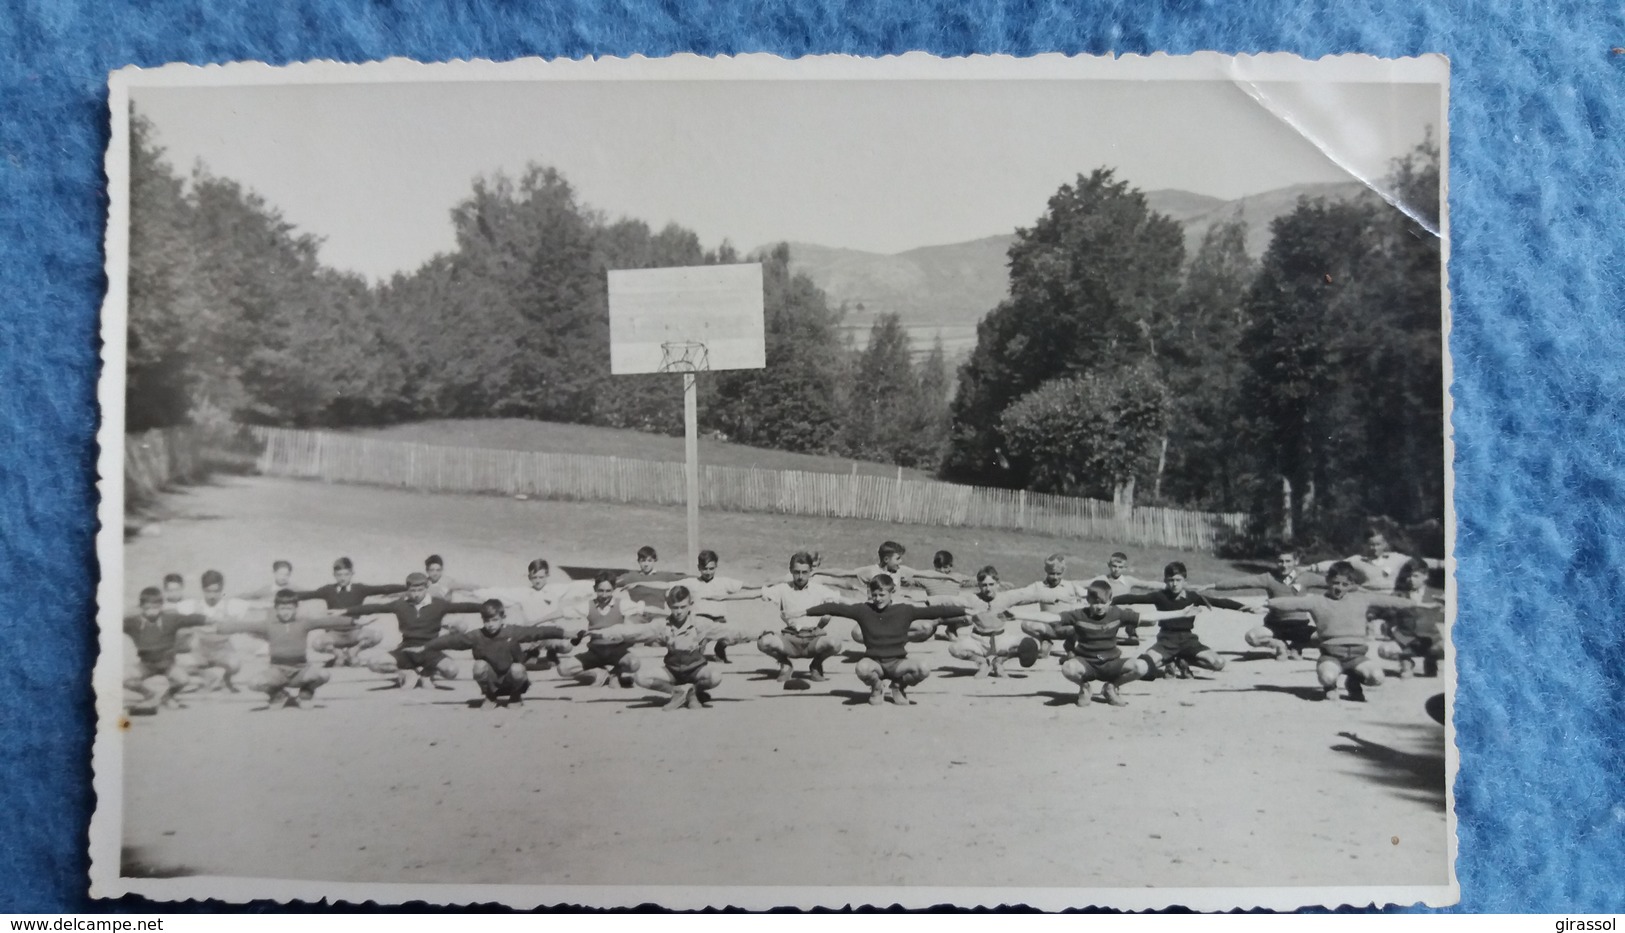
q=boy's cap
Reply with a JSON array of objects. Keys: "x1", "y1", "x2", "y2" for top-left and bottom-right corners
[{"x1": 405, "y1": 571, "x2": 430, "y2": 585}]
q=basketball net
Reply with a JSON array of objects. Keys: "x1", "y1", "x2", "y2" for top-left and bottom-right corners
[{"x1": 657, "y1": 341, "x2": 711, "y2": 374}]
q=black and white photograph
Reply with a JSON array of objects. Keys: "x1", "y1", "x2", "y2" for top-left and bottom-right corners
[{"x1": 92, "y1": 53, "x2": 1455, "y2": 909}]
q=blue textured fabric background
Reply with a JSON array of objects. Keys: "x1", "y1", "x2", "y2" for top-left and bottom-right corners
[{"x1": 2, "y1": 0, "x2": 1623, "y2": 914}]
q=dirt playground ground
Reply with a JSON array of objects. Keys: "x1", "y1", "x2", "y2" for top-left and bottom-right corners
[{"x1": 112, "y1": 477, "x2": 1450, "y2": 894}]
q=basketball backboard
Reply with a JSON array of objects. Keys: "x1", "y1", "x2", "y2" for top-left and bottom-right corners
[{"x1": 607, "y1": 263, "x2": 767, "y2": 375}]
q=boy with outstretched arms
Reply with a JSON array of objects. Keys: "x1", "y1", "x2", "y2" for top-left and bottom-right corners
[
  {"x1": 1268, "y1": 561, "x2": 1419, "y2": 701},
  {"x1": 415, "y1": 599, "x2": 582, "y2": 708},
  {"x1": 1308, "y1": 530, "x2": 1443, "y2": 592},
  {"x1": 591, "y1": 586, "x2": 761, "y2": 710},
  {"x1": 817, "y1": 541, "x2": 954, "y2": 599},
  {"x1": 1090, "y1": 552, "x2": 1160, "y2": 599},
  {"x1": 1198, "y1": 548, "x2": 1326, "y2": 659},
  {"x1": 556, "y1": 571, "x2": 666, "y2": 687},
  {"x1": 1111, "y1": 561, "x2": 1258, "y2": 679},
  {"x1": 616, "y1": 546, "x2": 689, "y2": 608},
  {"x1": 917, "y1": 550, "x2": 975, "y2": 598},
  {"x1": 342, "y1": 572, "x2": 485, "y2": 688},
  {"x1": 670, "y1": 549, "x2": 764, "y2": 663},
  {"x1": 123, "y1": 587, "x2": 209, "y2": 714},
  {"x1": 806, "y1": 574, "x2": 964, "y2": 706},
  {"x1": 943, "y1": 566, "x2": 1050, "y2": 677},
  {"x1": 476, "y1": 558, "x2": 589, "y2": 667},
  {"x1": 756, "y1": 551, "x2": 848, "y2": 683},
  {"x1": 294, "y1": 558, "x2": 405, "y2": 667},
  {"x1": 1053, "y1": 580, "x2": 1153, "y2": 708},
  {"x1": 423, "y1": 554, "x2": 484, "y2": 600},
  {"x1": 997, "y1": 554, "x2": 1093, "y2": 657},
  {"x1": 237, "y1": 560, "x2": 299, "y2": 604},
  {"x1": 293, "y1": 557, "x2": 411, "y2": 609},
  {"x1": 212, "y1": 590, "x2": 357, "y2": 709},
  {"x1": 174, "y1": 569, "x2": 253, "y2": 693},
  {"x1": 1375, "y1": 557, "x2": 1446, "y2": 678}
]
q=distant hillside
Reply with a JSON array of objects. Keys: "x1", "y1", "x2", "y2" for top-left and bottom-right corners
[
  {"x1": 772, "y1": 180, "x2": 1372, "y2": 331},
  {"x1": 1179, "y1": 181, "x2": 1371, "y2": 259}
]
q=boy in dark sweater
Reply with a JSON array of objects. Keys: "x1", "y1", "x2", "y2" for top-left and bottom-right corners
[
  {"x1": 342, "y1": 572, "x2": 485, "y2": 688},
  {"x1": 415, "y1": 600, "x2": 580, "y2": 707},
  {"x1": 1112, "y1": 562, "x2": 1258, "y2": 679},
  {"x1": 1199, "y1": 549, "x2": 1325, "y2": 659},
  {"x1": 122, "y1": 587, "x2": 209, "y2": 714},
  {"x1": 807, "y1": 574, "x2": 964, "y2": 706},
  {"x1": 295, "y1": 558, "x2": 403, "y2": 667}
]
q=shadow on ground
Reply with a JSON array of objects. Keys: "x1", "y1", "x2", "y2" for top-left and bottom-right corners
[
  {"x1": 121, "y1": 846, "x2": 197, "y2": 879},
  {"x1": 1331, "y1": 724, "x2": 1447, "y2": 810}
]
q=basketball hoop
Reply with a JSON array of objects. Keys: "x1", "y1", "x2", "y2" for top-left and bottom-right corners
[{"x1": 658, "y1": 341, "x2": 711, "y2": 374}]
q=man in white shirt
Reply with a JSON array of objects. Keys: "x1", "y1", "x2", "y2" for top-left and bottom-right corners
[
  {"x1": 175, "y1": 569, "x2": 257, "y2": 692},
  {"x1": 1308, "y1": 531, "x2": 1443, "y2": 591},
  {"x1": 756, "y1": 552, "x2": 848, "y2": 683}
]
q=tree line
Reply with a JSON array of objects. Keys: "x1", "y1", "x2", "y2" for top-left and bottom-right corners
[
  {"x1": 127, "y1": 114, "x2": 951, "y2": 469},
  {"x1": 128, "y1": 110, "x2": 1442, "y2": 554},
  {"x1": 944, "y1": 146, "x2": 1444, "y2": 555}
]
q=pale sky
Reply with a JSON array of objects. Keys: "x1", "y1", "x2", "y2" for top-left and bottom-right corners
[{"x1": 131, "y1": 78, "x2": 1439, "y2": 282}]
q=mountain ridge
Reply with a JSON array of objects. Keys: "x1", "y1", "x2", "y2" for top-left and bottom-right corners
[{"x1": 762, "y1": 181, "x2": 1370, "y2": 330}]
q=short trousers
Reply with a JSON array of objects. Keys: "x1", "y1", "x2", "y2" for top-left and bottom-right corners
[
  {"x1": 578, "y1": 642, "x2": 633, "y2": 670},
  {"x1": 667, "y1": 662, "x2": 710, "y2": 686},
  {"x1": 1144, "y1": 630, "x2": 1210, "y2": 662},
  {"x1": 777, "y1": 630, "x2": 829, "y2": 657},
  {"x1": 1389, "y1": 631, "x2": 1442, "y2": 659},
  {"x1": 1319, "y1": 642, "x2": 1370, "y2": 671},
  {"x1": 1068, "y1": 654, "x2": 1132, "y2": 681},
  {"x1": 474, "y1": 667, "x2": 527, "y2": 693},
  {"x1": 1265, "y1": 618, "x2": 1317, "y2": 645},
  {"x1": 135, "y1": 656, "x2": 180, "y2": 680},
  {"x1": 260, "y1": 662, "x2": 328, "y2": 691},
  {"x1": 867, "y1": 656, "x2": 920, "y2": 681}
]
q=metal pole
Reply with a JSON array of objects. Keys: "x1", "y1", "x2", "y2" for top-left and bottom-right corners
[{"x1": 684, "y1": 371, "x2": 700, "y2": 568}]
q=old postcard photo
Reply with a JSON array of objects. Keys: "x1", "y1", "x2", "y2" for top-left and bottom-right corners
[{"x1": 91, "y1": 52, "x2": 1455, "y2": 910}]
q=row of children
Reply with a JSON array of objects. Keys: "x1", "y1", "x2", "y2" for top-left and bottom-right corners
[{"x1": 120, "y1": 530, "x2": 1444, "y2": 714}]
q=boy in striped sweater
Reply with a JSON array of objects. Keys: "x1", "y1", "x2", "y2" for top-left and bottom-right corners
[
  {"x1": 1267, "y1": 561, "x2": 1419, "y2": 701},
  {"x1": 1054, "y1": 580, "x2": 1150, "y2": 707}
]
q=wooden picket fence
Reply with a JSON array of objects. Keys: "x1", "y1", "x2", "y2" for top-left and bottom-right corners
[{"x1": 249, "y1": 426, "x2": 1251, "y2": 552}]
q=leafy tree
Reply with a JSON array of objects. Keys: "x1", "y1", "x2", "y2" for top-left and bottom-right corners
[
  {"x1": 896, "y1": 336, "x2": 953, "y2": 470},
  {"x1": 1240, "y1": 137, "x2": 1442, "y2": 548},
  {"x1": 999, "y1": 363, "x2": 1169, "y2": 500},
  {"x1": 841, "y1": 313, "x2": 919, "y2": 463},
  {"x1": 126, "y1": 115, "x2": 200, "y2": 430},
  {"x1": 704, "y1": 245, "x2": 848, "y2": 453},
  {"x1": 1153, "y1": 219, "x2": 1258, "y2": 509},
  {"x1": 945, "y1": 169, "x2": 1185, "y2": 485}
]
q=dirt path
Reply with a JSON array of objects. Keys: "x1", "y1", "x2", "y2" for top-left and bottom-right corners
[{"x1": 117, "y1": 477, "x2": 1449, "y2": 893}]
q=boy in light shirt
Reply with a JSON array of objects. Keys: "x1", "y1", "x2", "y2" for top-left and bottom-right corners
[
  {"x1": 755, "y1": 551, "x2": 848, "y2": 683},
  {"x1": 476, "y1": 559, "x2": 590, "y2": 668},
  {"x1": 670, "y1": 549, "x2": 764, "y2": 663}
]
